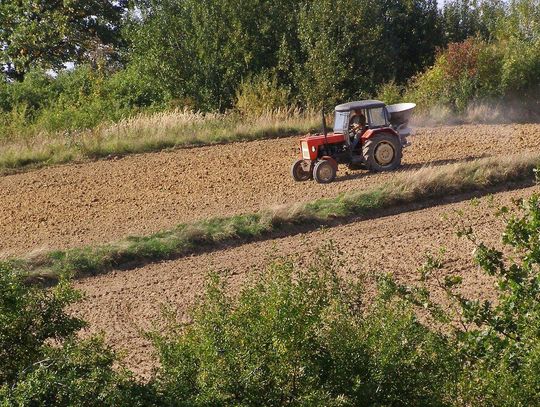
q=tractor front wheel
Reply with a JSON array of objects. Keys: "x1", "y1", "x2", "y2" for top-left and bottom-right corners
[
  {"x1": 362, "y1": 133, "x2": 402, "y2": 172},
  {"x1": 313, "y1": 160, "x2": 336, "y2": 184},
  {"x1": 291, "y1": 159, "x2": 312, "y2": 182}
]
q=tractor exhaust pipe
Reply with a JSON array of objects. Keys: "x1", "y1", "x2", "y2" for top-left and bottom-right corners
[{"x1": 321, "y1": 109, "x2": 328, "y2": 146}]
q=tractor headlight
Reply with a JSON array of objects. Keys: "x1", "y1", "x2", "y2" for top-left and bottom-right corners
[{"x1": 301, "y1": 141, "x2": 310, "y2": 159}]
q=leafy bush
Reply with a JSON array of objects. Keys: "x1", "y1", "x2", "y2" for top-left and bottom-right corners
[
  {"x1": 456, "y1": 194, "x2": 540, "y2": 405},
  {"x1": 152, "y1": 245, "x2": 452, "y2": 406},
  {"x1": 408, "y1": 1, "x2": 540, "y2": 114},
  {"x1": 52, "y1": 66, "x2": 98, "y2": 106},
  {"x1": 500, "y1": 39, "x2": 540, "y2": 97},
  {"x1": 376, "y1": 81, "x2": 404, "y2": 105},
  {"x1": 106, "y1": 66, "x2": 169, "y2": 110},
  {"x1": 406, "y1": 38, "x2": 484, "y2": 112},
  {"x1": 235, "y1": 73, "x2": 291, "y2": 117},
  {"x1": 385, "y1": 193, "x2": 540, "y2": 406},
  {"x1": 4, "y1": 70, "x2": 58, "y2": 114},
  {"x1": 0, "y1": 64, "x2": 169, "y2": 138},
  {"x1": 0, "y1": 263, "x2": 150, "y2": 406},
  {"x1": 0, "y1": 338, "x2": 151, "y2": 407},
  {"x1": 0, "y1": 264, "x2": 84, "y2": 385}
]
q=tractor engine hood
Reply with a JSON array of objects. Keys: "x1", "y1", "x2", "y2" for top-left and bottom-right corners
[
  {"x1": 299, "y1": 132, "x2": 347, "y2": 161},
  {"x1": 300, "y1": 132, "x2": 346, "y2": 144}
]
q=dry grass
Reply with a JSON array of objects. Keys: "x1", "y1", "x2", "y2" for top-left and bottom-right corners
[
  {"x1": 14, "y1": 152, "x2": 540, "y2": 283},
  {"x1": 0, "y1": 108, "x2": 320, "y2": 174}
]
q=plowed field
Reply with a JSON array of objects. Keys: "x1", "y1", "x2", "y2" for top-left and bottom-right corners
[
  {"x1": 73, "y1": 185, "x2": 540, "y2": 377},
  {"x1": 2, "y1": 123, "x2": 539, "y2": 256}
]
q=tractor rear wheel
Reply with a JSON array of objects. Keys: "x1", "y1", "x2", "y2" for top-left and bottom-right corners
[
  {"x1": 313, "y1": 159, "x2": 336, "y2": 184},
  {"x1": 362, "y1": 133, "x2": 402, "y2": 172},
  {"x1": 291, "y1": 159, "x2": 312, "y2": 181}
]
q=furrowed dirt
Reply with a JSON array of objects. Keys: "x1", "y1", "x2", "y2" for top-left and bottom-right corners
[
  {"x1": 72, "y1": 185, "x2": 540, "y2": 378},
  {"x1": 2, "y1": 123, "x2": 540, "y2": 257}
]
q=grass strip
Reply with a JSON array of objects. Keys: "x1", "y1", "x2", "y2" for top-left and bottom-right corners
[
  {"x1": 0, "y1": 109, "x2": 320, "y2": 175},
  {"x1": 17, "y1": 152, "x2": 540, "y2": 282}
]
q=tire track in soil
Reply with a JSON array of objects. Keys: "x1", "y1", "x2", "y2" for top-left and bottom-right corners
[
  {"x1": 73, "y1": 185, "x2": 540, "y2": 378},
  {"x1": 2, "y1": 123, "x2": 540, "y2": 256}
]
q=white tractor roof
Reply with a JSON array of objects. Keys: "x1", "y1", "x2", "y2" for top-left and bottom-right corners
[{"x1": 335, "y1": 100, "x2": 386, "y2": 112}]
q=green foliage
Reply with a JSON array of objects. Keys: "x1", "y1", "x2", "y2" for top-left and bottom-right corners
[
  {"x1": 497, "y1": 0, "x2": 540, "y2": 42},
  {"x1": 0, "y1": 263, "x2": 84, "y2": 385},
  {"x1": 0, "y1": 263, "x2": 151, "y2": 406},
  {"x1": 410, "y1": 0, "x2": 540, "y2": 112},
  {"x1": 0, "y1": 65, "x2": 167, "y2": 137},
  {"x1": 500, "y1": 39, "x2": 540, "y2": 97},
  {"x1": 0, "y1": 0, "x2": 127, "y2": 80},
  {"x1": 152, "y1": 246, "x2": 451, "y2": 406},
  {"x1": 129, "y1": 0, "x2": 301, "y2": 111},
  {"x1": 127, "y1": 0, "x2": 442, "y2": 110},
  {"x1": 376, "y1": 81, "x2": 404, "y2": 105},
  {"x1": 441, "y1": 0, "x2": 507, "y2": 42},
  {"x1": 407, "y1": 38, "x2": 484, "y2": 112},
  {"x1": 443, "y1": 0, "x2": 485, "y2": 42},
  {"x1": 386, "y1": 193, "x2": 540, "y2": 405},
  {"x1": 106, "y1": 65, "x2": 168, "y2": 110},
  {"x1": 0, "y1": 338, "x2": 151, "y2": 407},
  {"x1": 296, "y1": 0, "x2": 441, "y2": 107},
  {"x1": 235, "y1": 73, "x2": 291, "y2": 117}
]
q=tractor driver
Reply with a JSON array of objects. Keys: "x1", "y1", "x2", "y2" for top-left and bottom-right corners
[{"x1": 349, "y1": 109, "x2": 367, "y2": 150}]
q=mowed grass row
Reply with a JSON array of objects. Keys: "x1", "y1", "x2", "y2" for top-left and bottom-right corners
[
  {"x1": 16, "y1": 152, "x2": 540, "y2": 282},
  {"x1": 0, "y1": 108, "x2": 320, "y2": 174}
]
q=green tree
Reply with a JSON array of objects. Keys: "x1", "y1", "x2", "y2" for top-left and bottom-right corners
[
  {"x1": 380, "y1": 0, "x2": 443, "y2": 85},
  {"x1": 296, "y1": 0, "x2": 387, "y2": 107},
  {"x1": 499, "y1": 0, "x2": 540, "y2": 42},
  {"x1": 442, "y1": 0, "x2": 507, "y2": 42},
  {"x1": 0, "y1": 0, "x2": 128, "y2": 80},
  {"x1": 129, "y1": 0, "x2": 301, "y2": 111},
  {"x1": 296, "y1": 0, "x2": 441, "y2": 107},
  {"x1": 442, "y1": 0, "x2": 482, "y2": 42}
]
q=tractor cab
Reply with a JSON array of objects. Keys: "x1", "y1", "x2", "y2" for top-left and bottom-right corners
[
  {"x1": 333, "y1": 100, "x2": 388, "y2": 135},
  {"x1": 333, "y1": 100, "x2": 391, "y2": 148},
  {"x1": 291, "y1": 99, "x2": 416, "y2": 184}
]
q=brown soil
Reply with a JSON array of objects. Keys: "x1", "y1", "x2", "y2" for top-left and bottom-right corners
[
  {"x1": 2, "y1": 123, "x2": 540, "y2": 257},
  {"x1": 73, "y1": 185, "x2": 540, "y2": 378}
]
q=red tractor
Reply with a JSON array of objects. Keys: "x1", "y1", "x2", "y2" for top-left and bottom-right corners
[{"x1": 291, "y1": 100, "x2": 416, "y2": 183}]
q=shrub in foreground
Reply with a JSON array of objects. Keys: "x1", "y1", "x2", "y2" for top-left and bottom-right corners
[
  {"x1": 0, "y1": 338, "x2": 151, "y2": 407},
  {"x1": 0, "y1": 264, "x2": 150, "y2": 406},
  {"x1": 0, "y1": 265, "x2": 83, "y2": 385},
  {"x1": 151, "y1": 245, "x2": 453, "y2": 406},
  {"x1": 385, "y1": 193, "x2": 540, "y2": 406}
]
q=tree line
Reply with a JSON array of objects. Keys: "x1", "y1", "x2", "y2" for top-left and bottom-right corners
[{"x1": 0, "y1": 0, "x2": 538, "y2": 135}]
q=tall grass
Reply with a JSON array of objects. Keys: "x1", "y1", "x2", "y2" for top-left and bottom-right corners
[
  {"x1": 17, "y1": 152, "x2": 540, "y2": 282},
  {"x1": 0, "y1": 108, "x2": 320, "y2": 174}
]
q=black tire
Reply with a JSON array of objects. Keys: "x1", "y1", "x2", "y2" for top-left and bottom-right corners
[
  {"x1": 291, "y1": 159, "x2": 312, "y2": 181},
  {"x1": 313, "y1": 160, "x2": 336, "y2": 184},
  {"x1": 362, "y1": 133, "x2": 402, "y2": 172}
]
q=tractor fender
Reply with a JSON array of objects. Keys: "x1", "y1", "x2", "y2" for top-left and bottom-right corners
[
  {"x1": 320, "y1": 156, "x2": 338, "y2": 171},
  {"x1": 361, "y1": 128, "x2": 400, "y2": 142}
]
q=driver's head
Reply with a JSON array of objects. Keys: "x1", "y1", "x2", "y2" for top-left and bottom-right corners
[{"x1": 352, "y1": 109, "x2": 366, "y2": 124}]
